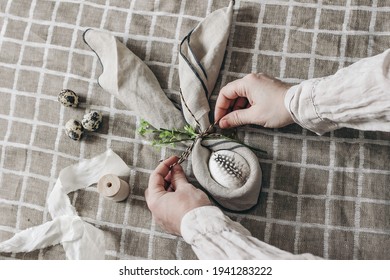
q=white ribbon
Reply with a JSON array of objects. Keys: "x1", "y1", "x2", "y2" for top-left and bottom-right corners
[{"x1": 0, "y1": 149, "x2": 131, "y2": 259}]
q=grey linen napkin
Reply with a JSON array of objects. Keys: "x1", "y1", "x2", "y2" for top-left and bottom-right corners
[
  {"x1": 83, "y1": 29, "x2": 186, "y2": 130},
  {"x1": 179, "y1": 1, "x2": 262, "y2": 211},
  {"x1": 84, "y1": 1, "x2": 262, "y2": 211},
  {"x1": 178, "y1": 1, "x2": 234, "y2": 130}
]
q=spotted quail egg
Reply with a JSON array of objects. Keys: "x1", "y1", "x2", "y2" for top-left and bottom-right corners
[
  {"x1": 58, "y1": 89, "x2": 79, "y2": 107},
  {"x1": 81, "y1": 111, "x2": 102, "y2": 131},
  {"x1": 65, "y1": 119, "x2": 84, "y2": 141}
]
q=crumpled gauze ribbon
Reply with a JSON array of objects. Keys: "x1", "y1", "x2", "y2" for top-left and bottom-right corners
[
  {"x1": 0, "y1": 149, "x2": 130, "y2": 259},
  {"x1": 83, "y1": 1, "x2": 262, "y2": 211}
]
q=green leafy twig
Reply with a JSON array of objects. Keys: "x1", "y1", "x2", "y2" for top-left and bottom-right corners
[
  {"x1": 137, "y1": 119, "x2": 267, "y2": 156},
  {"x1": 138, "y1": 119, "x2": 197, "y2": 147}
]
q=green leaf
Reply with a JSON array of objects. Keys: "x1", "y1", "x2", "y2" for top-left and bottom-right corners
[
  {"x1": 137, "y1": 119, "x2": 266, "y2": 157},
  {"x1": 138, "y1": 119, "x2": 153, "y2": 136},
  {"x1": 183, "y1": 125, "x2": 197, "y2": 137}
]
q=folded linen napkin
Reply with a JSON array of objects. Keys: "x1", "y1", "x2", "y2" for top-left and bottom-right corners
[
  {"x1": 179, "y1": 1, "x2": 234, "y2": 130},
  {"x1": 84, "y1": 1, "x2": 262, "y2": 211},
  {"x1": 83, "y1": 29, "x2": 186, "y2": 130},
  {"x1": 178, "y1": 1, "x2": 262, "y2": 211}
]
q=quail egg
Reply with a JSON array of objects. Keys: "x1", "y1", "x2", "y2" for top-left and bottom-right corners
[
  {"x1": 65, "y1": 119, "x2": 84, "y2": 141},
  {"x1": 58, "y1": 89, "x2": 79, "y2": 107},
  {"x1": 81, "y1": 111, "x2": 102, "y2": 131}
]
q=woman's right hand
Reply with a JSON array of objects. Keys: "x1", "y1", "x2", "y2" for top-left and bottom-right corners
[{"x1": 215, "y1": 73, "x2": 295, "y2": 129}]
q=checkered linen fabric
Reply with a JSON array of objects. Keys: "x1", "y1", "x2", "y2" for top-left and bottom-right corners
[{"x1": 0, "y1": 0, "x2": 389, "y2": 260}]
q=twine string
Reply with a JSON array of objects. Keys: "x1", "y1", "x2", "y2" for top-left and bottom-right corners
[
  {"x1": 164, "y1": 88, "x2": 266, "y2": 191},
  {"x1": 169, "y1": 89, "x2": 219, "y2": 169}
]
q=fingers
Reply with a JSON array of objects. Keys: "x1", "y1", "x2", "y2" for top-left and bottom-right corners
[
  {"x1": 147, "y1": 156, "x2": 178, "y2": 195},
  {"x1": 214, "y1": 78, "x2": 247, "y2": 123},
  {"x1": 219, "y1": 106, "x2": 258, "y2": 128},
  {"x1": 232, "y1": 97, "x2": 250, "y2": 112},
  {"x1": 170, "y1": 164, "x2": 189, "y2": 190},
  {"x1": 215, "y1": 73, "x2": 291, "y2": 129},
  {"x1": 218, "y1": 97, "x2": 250, "y2": 128}
]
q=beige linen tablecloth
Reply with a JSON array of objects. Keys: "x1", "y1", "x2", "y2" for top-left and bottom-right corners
[{"x1": 0, "y1": 0, "x2": 389, "y2": 259}]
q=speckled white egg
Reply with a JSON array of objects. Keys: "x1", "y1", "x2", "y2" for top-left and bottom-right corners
[
  {"x1": 81, "y1": 111, "x2": 102, "y2": 131},
  {"x1": 58, "y1": 89, "x2": 79, "y2": 107},
  {"x1": 65, "y1": 119, "x2": 84, "y2": 141},
  {"x1": 208, "y1": 150, "x2": 250, "y2": 190}
]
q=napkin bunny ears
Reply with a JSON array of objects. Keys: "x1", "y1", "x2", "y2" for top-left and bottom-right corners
[{"x1": 83, "y1": 1, "x2": 262, "y2": 211}]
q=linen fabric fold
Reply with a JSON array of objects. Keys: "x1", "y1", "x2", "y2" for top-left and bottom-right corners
[
  {"x1": 179, "y1": 1, "x2": 263, "y2": 211},
  {"x1": 181, "y1": 206, "x2": 320, "y2": 259},
  {"x1": 179, "y1": 1, "x2": 234, "y2": 130},
  {"x1": 285, "y1": 49, "x2": 390, "y2": 135},
  {"x1": 0, "y1": 149, "x2": 131, "y2": 259},
  {"x1": 192, "y1": 139, "x2": 262, "y2": 211},
  {"x1": 83, "y1": 29, "x2": 186, "y2": 130}
]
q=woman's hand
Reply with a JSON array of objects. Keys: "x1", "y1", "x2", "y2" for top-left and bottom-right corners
[
  {"x1": 215, "y1": 73, "x2": 294, "y2": 129},
  {"x1": 145, "y1": 156, "x2": 211, "y2": 235}
]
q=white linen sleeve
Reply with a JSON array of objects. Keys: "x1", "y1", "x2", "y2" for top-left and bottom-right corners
[
  {"x1": 284, "y1": 49, "x2": 390, "y2": 135},
  {"x1": 181, "y1": 206, "x2": 320, "y2": 260}
]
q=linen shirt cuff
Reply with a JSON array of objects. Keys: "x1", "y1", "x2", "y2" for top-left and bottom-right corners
[
  {"x1": 181, "y1": 206, "x2": 250, "y2": 245},
  {"x1": 284, "y1": 80, "x2": 338, "y2": 135}
]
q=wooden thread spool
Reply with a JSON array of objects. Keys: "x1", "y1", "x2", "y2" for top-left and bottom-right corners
[{"x1": 97, "y1": 174, "x2": 130, "y2": 202}]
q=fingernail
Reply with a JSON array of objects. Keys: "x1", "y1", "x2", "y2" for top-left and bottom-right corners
[{"x1": 220, "y1": 118, "x2": 229, "y2": 129}]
